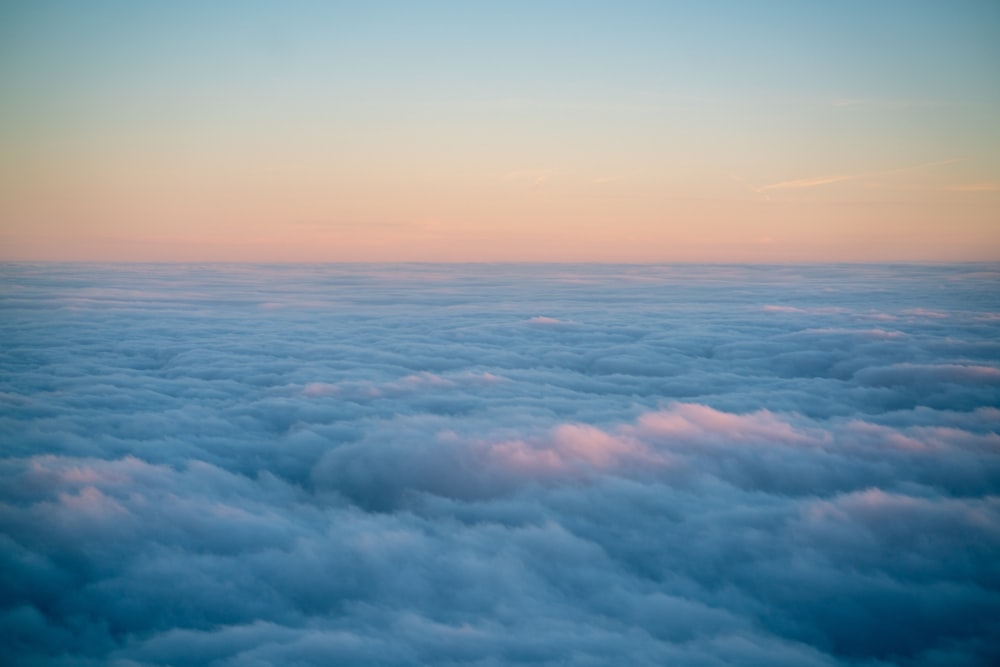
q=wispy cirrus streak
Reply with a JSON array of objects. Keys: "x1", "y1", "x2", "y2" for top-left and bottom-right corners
[{"x1": 758, "y1": 158, "x2": 964, "y2": 193}]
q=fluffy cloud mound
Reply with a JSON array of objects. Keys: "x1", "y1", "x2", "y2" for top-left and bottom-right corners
[{"x1": 1, "y1": 263, "x2": 999, "y2": 666}]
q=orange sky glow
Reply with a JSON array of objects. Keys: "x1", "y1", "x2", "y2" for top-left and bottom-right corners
[{"x1": 1, "y1": 2, "x2": 998, "y2": 262}]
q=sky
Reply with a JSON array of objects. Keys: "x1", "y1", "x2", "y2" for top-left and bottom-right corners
[
  {"x1": 1, "y1": 0, "x2": 998, "y2": 262},
  {"x1": 2, "y1": 263, "x2": 999, "y2": 665}
]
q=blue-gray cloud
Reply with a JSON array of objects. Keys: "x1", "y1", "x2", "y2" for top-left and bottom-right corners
[{"x1": 1, "y1": 263, "x2": 999, "y2": 666}]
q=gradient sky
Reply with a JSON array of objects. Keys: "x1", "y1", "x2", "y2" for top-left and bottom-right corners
[{"x1": 1, "y1": 0, "x2": 998, "y2": 261}]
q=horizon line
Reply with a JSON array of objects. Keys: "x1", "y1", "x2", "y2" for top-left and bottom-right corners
[{"x1": 3, "y1": 259, "x2": 999, "y2": 267}]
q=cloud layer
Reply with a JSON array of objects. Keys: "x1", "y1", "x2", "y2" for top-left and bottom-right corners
[{"x1": 1, "y1": 263, "x2": 999, "y2": 666}]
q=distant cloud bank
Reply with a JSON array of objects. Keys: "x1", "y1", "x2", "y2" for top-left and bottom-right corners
[{"x1": 1, "y1": 263, "x2": 999, "y2": 666}]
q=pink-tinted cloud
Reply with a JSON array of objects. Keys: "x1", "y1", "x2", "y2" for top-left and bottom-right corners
[{"x1": 632, "y1": 403, "x2": 819, "y2": 447}]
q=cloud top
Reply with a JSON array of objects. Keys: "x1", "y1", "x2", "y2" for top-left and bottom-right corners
[{"x1": 1, "y1": 263, "x2": 999, "y2": 666}]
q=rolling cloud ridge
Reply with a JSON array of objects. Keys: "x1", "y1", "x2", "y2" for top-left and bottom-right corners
[{"x1": 1, "y1": 263, "x2": 999, "y2": 666}]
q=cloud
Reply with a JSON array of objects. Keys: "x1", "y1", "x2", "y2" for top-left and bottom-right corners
[
  {"x1": 830, "y1": 98, "x2": 951, "y2": 109},
  {"x1": 760, "y1": 175, "x2": 855, "y2": 191},
  {"x1": 939, "y1": 183, "x2": 1000, "y2": 193},
  {"x1": 525, "y1": 315, "x2": 578, "y2": 329},
  {"x1": 1, "y1": 263, "x2": 999, "y2": 666},
  {"x1": 758, "y1": 158, "x2": 962, "y2": 194},
  {"x1": 855, "y1": 363, "x2": 1000, "y2": 387},
  {"x1": 503, "y1": 170, "x2": 552, "y2": 186}
]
